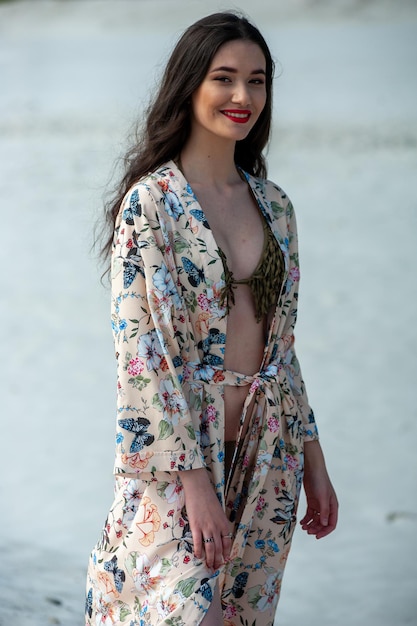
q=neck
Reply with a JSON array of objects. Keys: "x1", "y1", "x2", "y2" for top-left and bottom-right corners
[{"x1": 179, "y1": 135, "x2": 241, "y2": 186}]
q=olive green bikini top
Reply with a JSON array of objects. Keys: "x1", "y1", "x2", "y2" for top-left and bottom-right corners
[{"x1": 218, "y1": 215, "x2": 284, "y2": 323}]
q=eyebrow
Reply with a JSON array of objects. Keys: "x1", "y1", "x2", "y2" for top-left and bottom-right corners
[{"x1": 210, "y1": 66, "x2": 266, "y2": 75}]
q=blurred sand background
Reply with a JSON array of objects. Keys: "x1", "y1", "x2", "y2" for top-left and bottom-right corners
[{"x1": 0, "y1": 0, "x2": 416, "y2": 624}]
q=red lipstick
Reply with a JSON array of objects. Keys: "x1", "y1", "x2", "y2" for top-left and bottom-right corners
[{"x1": 221, "y1": 109, "x2": 252, "y2": 123}]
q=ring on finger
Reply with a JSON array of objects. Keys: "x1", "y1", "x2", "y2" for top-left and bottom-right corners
[
  {"x1": 221, "y1": 532, "x2": 233, "y2": 539},
  {"x1": 203, "y1": 537, "x2": 214, "y2": 543}
]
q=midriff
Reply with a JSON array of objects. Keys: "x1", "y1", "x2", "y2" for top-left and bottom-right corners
[{"x1": 223, "y1": 282, "x2": 266, "y2": 442}]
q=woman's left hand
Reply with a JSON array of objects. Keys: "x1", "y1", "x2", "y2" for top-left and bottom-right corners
[{"x1": 300, "y1": 440, "x2": 338, "y2": 539}]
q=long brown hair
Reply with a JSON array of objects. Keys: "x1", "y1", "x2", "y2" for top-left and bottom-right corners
[{"x1": 99, "y1": 12, "x2": 275, "y2": 264}]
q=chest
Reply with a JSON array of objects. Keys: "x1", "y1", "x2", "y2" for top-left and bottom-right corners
[{"x1": 190, "y1": 183, "x2": 265, "y2": 281}]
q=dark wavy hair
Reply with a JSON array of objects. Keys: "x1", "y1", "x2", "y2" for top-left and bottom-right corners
[{"x1": 99, "y1": 12, "x2": 275, "y2": 263}]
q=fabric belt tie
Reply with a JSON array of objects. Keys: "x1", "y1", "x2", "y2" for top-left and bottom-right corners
[{"x1": 187, "y1": 355, "x2": 288, "y2": 561}]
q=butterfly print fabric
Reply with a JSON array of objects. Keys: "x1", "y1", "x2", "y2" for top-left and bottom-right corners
[{"x1": 86, "y1": 161, "x2": 319, "y2": 626}]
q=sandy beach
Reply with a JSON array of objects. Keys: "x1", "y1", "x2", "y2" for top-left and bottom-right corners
[{"x1": 1, "y1": 0, "x2": 416, "y2": 624}]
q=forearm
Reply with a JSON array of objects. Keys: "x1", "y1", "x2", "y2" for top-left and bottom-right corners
[
  {"x1": 304, "y1": 439, "x2": 327, "y2": 472},
  {"x1": 178, "y1": 467, "x2": 212, "y2": 496}
]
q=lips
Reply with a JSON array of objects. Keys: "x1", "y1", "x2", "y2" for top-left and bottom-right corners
[{"x1": 221, "y1": 109, "x2": 252, "y2": 124}]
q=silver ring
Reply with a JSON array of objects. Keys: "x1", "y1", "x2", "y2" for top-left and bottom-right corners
[
  {"x1": 203, "y1": 537, "x2": 214, "y2": 543},
  {"x1": 222, "y1": 533, "x2": 233, "y2": 539}
]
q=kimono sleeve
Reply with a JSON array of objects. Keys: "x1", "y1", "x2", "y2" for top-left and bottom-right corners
[
  {"x1": 285, "y1": 198, "x2": 319, "y2": 443},
  {"x1": 285, "y1": 340, "x2": 319, "y2": 442},
  {"x1": 110, "y1": 183, "x2": 205, "y2": 475}
]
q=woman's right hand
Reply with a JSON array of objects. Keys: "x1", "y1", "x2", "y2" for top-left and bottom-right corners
[{"x1": 180, "y1": 468, "x2": 233, "y2": 570}]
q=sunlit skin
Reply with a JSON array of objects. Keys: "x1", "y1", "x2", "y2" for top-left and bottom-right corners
[
  {"x1": 190, "y1": 40, "x2": 267, "y2": 145},
  {"x1": 183, "y1": 41, "x2": 269, "y2": 423},
  {"x1": 177, "y1": 39, "x2": 338, "y2": 626}
]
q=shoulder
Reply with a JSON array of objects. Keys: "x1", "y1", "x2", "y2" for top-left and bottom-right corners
[
  {"x1": 122, "y1": 161, "x2": 177, "y2": 204},
  {"x1": 117, "y1": 161, "x2": 191, "y2": 233},
  {"x1": 261, "y1": 176, "x2": 292, "y2": 205},
  {"x1": 243, "y1": 170, "x2": 295, "y2": 220},
  {"x1": 121, "y1": 160, "x2": 188, "y2": 215}
]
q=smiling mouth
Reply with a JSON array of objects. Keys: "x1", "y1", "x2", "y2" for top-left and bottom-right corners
[{"x1": 221, "y1": 110, "x2": 252, "y2": 123}]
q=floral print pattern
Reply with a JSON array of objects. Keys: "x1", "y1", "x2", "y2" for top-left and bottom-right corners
[{"x1": 86, "y1": 161, "x2": 318, "y2": 626}]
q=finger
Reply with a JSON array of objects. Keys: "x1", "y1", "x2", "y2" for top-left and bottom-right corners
[
  {"x1": 316, "y1": 527, "x2": 330, "y2": 539},
  {"x1": 329, "y1": 494, "x2": 339, "y2": 527},
  {"x1": 299, "y1": 511, "x2": 310, "y2": 525},
  {"x1": 316, "y1": 521, "x2": 336, "y2": 539},
  {"x1": 213, "y1": 535, "x2": 224, "y2": 570},
  {"x1": 300, "y1": 509, "x2": 323, "y2": 534},
  {"x1": 300, "y1": 515, "x2": 314, "y2": 528},
  {"x1": 202, "y1": 536, "x2": 216, "y2": 568},
  {"x1": 221, "y1": 534, "x2": 233, "y2": 561},
  {"x1": 319, "y1": 503, "x2": 330, "y2": 527},
  {"x1": 299, "y1": 506, "x2": 316, "y2": 526},
  {"x1": 304, "y1": 521, "x2": 322, "y2": 535},
  {"x1": 206, "y1": 531, "x2": 231, "y2": 570},
  {"x1": 193, "y1": 530, "x2": 203, "y2": 559},
  {"x1": 316, "y1": 498, "x2": 338, "y2": 539},
  {"x1": 300, "y1": 508, "x2": 318, "y2": 528}
]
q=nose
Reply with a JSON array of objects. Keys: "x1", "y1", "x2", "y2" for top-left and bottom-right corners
[{"x1": 231, "y1": 81, "x2": 250, "y2": 106}]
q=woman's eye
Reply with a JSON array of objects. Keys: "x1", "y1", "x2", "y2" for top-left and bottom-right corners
[
  {"x1": 250, "y1": 79, "x2": 265, "y2": 85},
  {"x1": 214, "y1": 76, "x2": 231, "y2": 83}
]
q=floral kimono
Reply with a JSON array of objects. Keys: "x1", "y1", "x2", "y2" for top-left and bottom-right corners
[{"x1": 86, "y1": 160, "x2": 319, "y2": 626}]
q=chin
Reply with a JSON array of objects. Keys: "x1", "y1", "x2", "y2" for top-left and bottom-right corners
[{"x1": 219, "y1": 124, "x2": 254, "y2": 142}]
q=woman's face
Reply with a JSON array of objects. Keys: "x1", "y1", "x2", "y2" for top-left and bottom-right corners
[{"x1": 190, "y1": 39, "x2": 267, "y2": 145}]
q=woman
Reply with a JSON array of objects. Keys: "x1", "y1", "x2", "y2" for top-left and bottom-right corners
[{"x1": 86, "y1": 12, "x2": 338, "y2": 626}]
